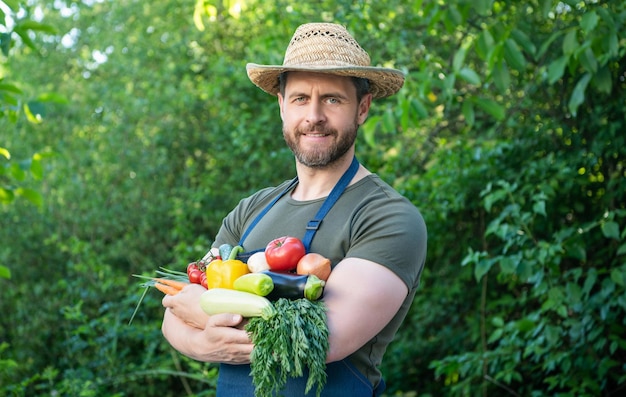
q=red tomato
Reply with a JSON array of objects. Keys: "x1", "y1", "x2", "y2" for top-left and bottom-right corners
[
  {"x1": 188, "y1": 269, "x2": 203, "y2": 284},
  {"x1": 187, "y1": 262, "x2": 200, "y2": 277},
  {"x1": 200, "y1": 272, "x2": 208, "y2": 289},
  {"x1": 265, "y1": 236, "x2": 306, "y2": 272}
]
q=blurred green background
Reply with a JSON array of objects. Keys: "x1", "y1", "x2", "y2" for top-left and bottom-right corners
[{"x1": 1, "y1": 0, "x2": 625, "y2": 396}]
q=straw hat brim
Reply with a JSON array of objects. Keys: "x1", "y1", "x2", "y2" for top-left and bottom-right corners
[{"x1": 246, "y1": 63, "x2": 405, "y2": 99}]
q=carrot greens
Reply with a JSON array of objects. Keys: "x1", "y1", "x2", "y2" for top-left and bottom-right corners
[{"x1": 245, "y1": 298, "x2": 329, "y2": 397}]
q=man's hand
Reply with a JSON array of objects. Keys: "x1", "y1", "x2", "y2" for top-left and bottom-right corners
[{"x1": 161, "y1": 284, "x2": 254, "y2": 363}]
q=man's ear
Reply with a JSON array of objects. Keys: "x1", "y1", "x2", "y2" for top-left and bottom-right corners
[{"x1": 357, "y1": 93, "x2": 373, "y2": 125}]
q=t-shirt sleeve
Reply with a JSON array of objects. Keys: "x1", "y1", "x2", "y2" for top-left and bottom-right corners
[{"x1": 346, "y1": 194, "x2": 427, "y2": 290}]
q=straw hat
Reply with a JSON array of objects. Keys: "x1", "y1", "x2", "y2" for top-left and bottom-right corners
[{"x1": 246, "y1": 23, "x2": 405, "y2": 99}]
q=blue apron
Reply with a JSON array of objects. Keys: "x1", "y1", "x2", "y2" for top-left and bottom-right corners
[
  {"x1": 220, "y1": 157, "x2": 386, "y2": 396},
  {"x1": 217, "y1": 360, "x2": 386, "y2": 396}
]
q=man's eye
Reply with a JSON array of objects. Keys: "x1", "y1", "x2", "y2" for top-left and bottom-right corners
[{"x1": 326, "y1": 98, "x2": 339, "y2": 104}]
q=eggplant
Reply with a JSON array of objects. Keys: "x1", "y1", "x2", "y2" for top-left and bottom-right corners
[{"x1": 260, "y1": 270, "x2": 325, "y2": 301}]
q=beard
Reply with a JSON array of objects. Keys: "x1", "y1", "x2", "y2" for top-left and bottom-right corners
[{"x1": 283, "y1": 121, "x2": 359, "y2": 168}]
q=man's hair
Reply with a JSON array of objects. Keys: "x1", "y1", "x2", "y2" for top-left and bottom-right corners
[{"x1": 278, "y1": 72, "x2": 371, "y2": 102}]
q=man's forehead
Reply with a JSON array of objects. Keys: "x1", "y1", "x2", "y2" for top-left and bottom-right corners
[{"x1": 284, "y1": 72, "x2": 356, "y2": 94}]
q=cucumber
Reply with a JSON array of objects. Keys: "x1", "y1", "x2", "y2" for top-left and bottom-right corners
[
  {"x1": 233, "y1": 273, "x2": 274, "y2": 296},
  {"x1": 260, "y1": 270, "x2": 325, "y2": 301},
  {"x1": 200, "y1": 288, "x2": 275, "y2": 319}
]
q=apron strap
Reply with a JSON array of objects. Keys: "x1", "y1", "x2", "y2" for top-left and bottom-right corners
[
  {"x1": 238, "y1": 156, "x2": 360, "y2": 253},
  {"x1": 301, "y1": 156, "x2": 359, "y2": 252},
  {"x1": 238, "y1": 177, "x2": 298, "y2": 248}
]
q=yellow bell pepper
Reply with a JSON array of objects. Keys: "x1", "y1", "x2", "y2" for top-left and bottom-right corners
[{"x1": 205, "y1": 245, "x2": 250, "y2": 289}]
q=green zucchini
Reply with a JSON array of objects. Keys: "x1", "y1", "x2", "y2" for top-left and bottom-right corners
[
  {"x1": 233, "y1": 273, "x2": 274, "y2": 296},
  {"x1": 200, "y1": 288, "x2": 275, "y2": 319},
  {"x1": 260, "y1": 270, "x2": 325, "y2": 301}
]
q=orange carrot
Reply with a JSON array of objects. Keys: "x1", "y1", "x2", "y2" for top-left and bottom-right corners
[
  {"x1": 154, "y1": 282, "x2": 180, "y2": 295},
  {"x1": 152, "y1": 277, "x2": 189, "y2": 290}
]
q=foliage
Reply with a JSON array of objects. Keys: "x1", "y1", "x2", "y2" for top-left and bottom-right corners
[{"x1": 0, "y1": 0, "x2": 624, "y2": 396}]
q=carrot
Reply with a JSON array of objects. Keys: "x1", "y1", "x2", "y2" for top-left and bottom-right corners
[
  {"x1": 152, "y1": 277, "x2": 189, "y2": 290},
  {"x1": 154, "y1": 282, "x2": 180, "y2": 295}
]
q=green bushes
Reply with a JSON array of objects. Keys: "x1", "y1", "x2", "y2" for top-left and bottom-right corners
[{"x1": 1, "y1": 0, "x2": 625, "y2": 396}]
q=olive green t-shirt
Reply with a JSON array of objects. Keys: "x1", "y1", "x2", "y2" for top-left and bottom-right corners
[{"x1": 213, "y1": 173, "x2": 427, "y2": 388}]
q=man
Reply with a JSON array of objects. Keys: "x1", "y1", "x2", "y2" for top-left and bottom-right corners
[{"x1": 161, "y1": 22, "x2": 427, "y2": 396}]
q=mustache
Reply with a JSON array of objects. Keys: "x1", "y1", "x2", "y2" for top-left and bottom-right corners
[{"x1": 294, "y1": 126, "x2": 336, "y2": 135}]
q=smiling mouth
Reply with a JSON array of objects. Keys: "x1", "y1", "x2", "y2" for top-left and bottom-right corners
[{"x1": 303, "y1": 132, "x2": 331, "y2": 137}]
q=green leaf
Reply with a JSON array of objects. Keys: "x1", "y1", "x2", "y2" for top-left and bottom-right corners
[
  {"x1": 476, "y1": 29, "x2": 495, "y2": 60},
  {"x1": 462, "y1": 100, "x2": 475, "y2": 127},
  {"x1": 511, "y1": 29, "x2": 537, "y2": 59},
  {"x1": 474, "y1": 97, "x2": 505, "y2": 121},
  {"x1": 0, "y1": 187, "x2": 15, "y2": 204},
  {"x1": 37, "y1": 92, "x2": 69, "y2": 104},
  {"x1": 617, "y1": 243, "x2": 626, "y2": 256},
  {"x1": 516, "y1": 318, "x2": 536, "y2": 332},
  {"x1": 411, "y1": 98, "x2": 428, "y2": 119},
  {"x1": 487, "y1": 328, "x2": 503, "y2": 344},
  {"x1": 0, "y1": 147, "x2": 10, "y2": 160},
  {"x1": 562, "y1": 29, "x2": 578, "y2": 55},
  {"x1": 601, "y1": 221, "x2": 620, "y2": 240},
  {"x1": 579, "y1": 46, "x2": 598, "y2": 73},
  {"x1": 0, "y1": 32, "x2": 11, "y2": 57},
  {"x1": 0, "y1": 83, "x2": 23, "y2": 94},
  {"x1": 593, "y1": 65, "x2": 613, "y2": 94},
  {"x1": 533, "y1": 200, "x2": 546, "y2": 216},
  {"x1": 474, "y1": 258, "x2": 495, "y2": 282},
  {"x1": 504, "y1": 38, "x2": 527, "y2": 70},
  {"x1": 458, "y1": 67, "x2": 481, "y2": 85},
  {"x1": 30, "y1": 155, "x2": 44, "y2": 180},
  {"x1": 0, "y1": 265, "x2": 10, "y2": 279},
  {"x1": 548, "y1": 55, "x2": 569, "y2": 84},
  {"x1": 492, "y1": 61, "x2": 510, "y2": 93},
  {"x1": 15, "y1": 20, "x2": 58, "y2": 34},
  {"x1": 566, "y1": 282, "x2": 582, "y2": 304},
  {"x1": 611, "y1": 269, "x2": 624, "y2": 287},
  {"x1": 499, "y1": 256, "x2": 518, "y2": 274},
  {"x1": 475, "y1": 0, "x2": 494, "y2": 16},
  {"x1": 2, "y1": 0, "x2": 19, "y2": 10},
  {"x1": 568, "y1": 73, "x2": 591, "y2": 116},
  {"x1": 540, "y1": 0, "x2": 552, "y2": 18},
  {"x1": 452, "y1": 47, "x2": 467, "y2": 73},
  {"x1": 580, "y1": 11, "x2": 599, "y2": 33},
  {"x1": 16, "y1": 188, "x2": 44, "y2": 208}
]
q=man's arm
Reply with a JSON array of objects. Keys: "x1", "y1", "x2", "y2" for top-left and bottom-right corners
[
  {"x1": 161, "y1": 285, "x2": 254, "y2": 363},
  {"x1": 160, "y1": 257, "x2": 406, "y2": 364},
  {"x1": 322, "y1": 257, "x2": 408, "y2": 362}
]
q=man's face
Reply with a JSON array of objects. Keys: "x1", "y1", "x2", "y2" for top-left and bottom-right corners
[{"x1": 277, "y1": 72, "x2": 372, "y2": 168}]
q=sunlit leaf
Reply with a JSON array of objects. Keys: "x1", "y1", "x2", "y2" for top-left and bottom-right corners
[
  {"x1": 0, "y1": 83, "x2": 22, "y2": 94},
  {"x1": 15, "y1": 188, "x2": 43, "y2": 208},
  {"x1": 193, "y1": 0, "x2": 205, "y2": 31},
  {"x1": 0, "y1": 147, "x2": 10, "y2": 160},
  {"x1": 0, "y1": 265, "x2": 10, "y2": 279},
  {"x1": 2, "y1": 0, "x2": 19, "y2": 11},
  {"x1": 15, "y1": 20, "x2": 57, "y2": 34}
]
